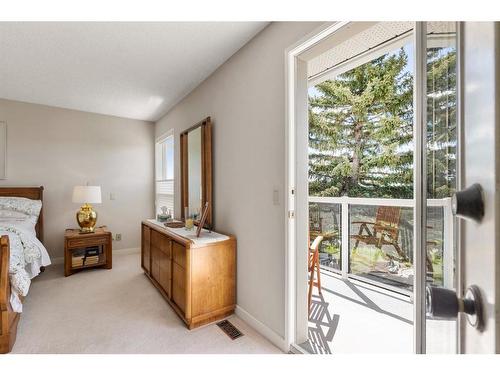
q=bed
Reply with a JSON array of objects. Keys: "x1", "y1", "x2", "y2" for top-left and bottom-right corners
[{"x1": 0, "y1": 186, "x2": 50, "y2": 353}]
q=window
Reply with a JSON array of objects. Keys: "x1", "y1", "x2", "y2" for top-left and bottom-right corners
[{"x1": 155, "y1": 133, "x2": 174, "y2": 217}]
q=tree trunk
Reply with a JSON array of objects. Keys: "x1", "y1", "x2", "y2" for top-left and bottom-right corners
[{"x1": 350, "y1": 122, "x2": 363, "y2": 192}]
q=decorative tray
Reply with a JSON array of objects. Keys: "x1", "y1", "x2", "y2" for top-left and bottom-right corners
[{"x1": 164, "y1": 220, "x2": 185, "y2": 228}]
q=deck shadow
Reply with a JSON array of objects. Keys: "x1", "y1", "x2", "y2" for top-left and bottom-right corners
[{"x1": 301, "y1": 294, "x2": 339, "y2": 354}]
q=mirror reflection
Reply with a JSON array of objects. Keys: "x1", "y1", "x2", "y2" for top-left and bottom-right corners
[
  {"x1": 187, "y1": 126, "x2": 202, "y2": 219},
  {"x1": 181, "y1": 116, "x2": 212, "y2": 228}
]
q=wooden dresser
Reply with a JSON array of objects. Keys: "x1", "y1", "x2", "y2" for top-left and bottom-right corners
[{"x1": 141, "y1": 220, "x2": 236, "y2": 329}]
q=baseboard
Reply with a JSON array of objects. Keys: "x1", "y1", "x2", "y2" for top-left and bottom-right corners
[
  {"x1": 234, "y1": 305, "x2": 287, "y2": 353},
  {"x1": 49, "y1": 247, "x2": 140, "y2": 266},
  {"x1": 50, "y1": 256, "x2": 64, "y2": 265},
  {"x1": 114, "y1": 247, "x2": 140, "y2": 255}
]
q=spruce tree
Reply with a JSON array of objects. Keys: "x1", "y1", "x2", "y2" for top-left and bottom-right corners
[
  {"x1": 309, "y1": 46, "x2": 457, "y2": 200},
  {"x1": 309, "y1": 48, "x2": 414, "y2": 199}
]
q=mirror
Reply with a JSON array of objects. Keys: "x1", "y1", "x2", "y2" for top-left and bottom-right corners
[
  {"x1": 180, "y1": 117, "x2": 212, "y2": 228},
  {"x1": 188, "y1": 126, "x2": 202, "y2": 216}
]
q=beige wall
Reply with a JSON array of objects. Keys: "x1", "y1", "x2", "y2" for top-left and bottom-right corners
[
  {"x1": 155, "y1": 22, "x2": 322, "y2": 342},
  {"x1": 0, "y1": 98, "x2": 154, "y2": 258}
]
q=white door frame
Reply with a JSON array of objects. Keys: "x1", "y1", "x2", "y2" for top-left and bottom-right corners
[
  {"x1": 413, "y1": 21, "x2": 427, "y2": 354},
  {"x1": 284, "y1": 21, "x2": 350, "y2": 350}
]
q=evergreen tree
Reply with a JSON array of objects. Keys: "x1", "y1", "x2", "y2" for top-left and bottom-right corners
[
  {"x1": 309, "y1": 48, "x2": 414, "y2": 199},
  {"x1": 426, "y1": 47, "x2": 457, "y2": 199}
]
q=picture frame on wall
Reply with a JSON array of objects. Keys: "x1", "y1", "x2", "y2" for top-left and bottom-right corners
[{"x1": 0, "y1": 122, "x2": 6, "y2": 179}]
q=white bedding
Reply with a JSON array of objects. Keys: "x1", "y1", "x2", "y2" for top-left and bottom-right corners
[
  {"x1": 0, "y1": 197, "x2": 51, "y2": 313},
  {"x1": 1, "y1": 221, "x2": 51, "y2": 312}
]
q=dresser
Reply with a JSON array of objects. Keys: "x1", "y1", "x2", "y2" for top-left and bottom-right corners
[{"x1": 141, "y1": 220, "x2": 236, "y2": 329}]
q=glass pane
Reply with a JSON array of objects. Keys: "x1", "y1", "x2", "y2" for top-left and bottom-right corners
[
  {"x1": 305, "y1": 22, "x2": 415, "y2": 354},
  {"x1": 425, "y1": 21, "x2": 458, "y2": 354},
  {"x1": 155, "y1": 142, "x2": 162, "y2": 180},
  {"x1": 165, "y1": 136, "x2": 174, "y2": 180},
  {"x1": 309, "y1": 38, "x2": 416, "y2": 292},
  {"x1": 309, "y1": 202, "x2": 342, "y2": 272},
  {"x1": 426, "y1": 206, "x2": 446, "y2": 287},
  {"x1": 349, "y1": 204, "x2": 414, "y2": 292}
]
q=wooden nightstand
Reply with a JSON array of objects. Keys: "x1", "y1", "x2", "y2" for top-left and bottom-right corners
[{"x1": 64, "y1": 226, "x2": 112, "y2": 277}]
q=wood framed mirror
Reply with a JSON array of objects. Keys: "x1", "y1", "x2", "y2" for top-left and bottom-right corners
[{"x1": 180, "y1": 117, "x2": 212, "y2": 228}]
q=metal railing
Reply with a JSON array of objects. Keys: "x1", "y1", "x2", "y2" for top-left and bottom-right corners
[{"x1": 309, "y1": 196, "x2": 455, "y2": 293}]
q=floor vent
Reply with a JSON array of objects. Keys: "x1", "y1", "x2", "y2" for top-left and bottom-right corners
[{"x1": 216, "y1": 320, "x2": 244, "y2": 340}]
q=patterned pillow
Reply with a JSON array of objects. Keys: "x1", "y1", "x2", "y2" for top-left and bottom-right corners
[{"x1": 0, "y1": 197, "x2": 42, "y2": 224}]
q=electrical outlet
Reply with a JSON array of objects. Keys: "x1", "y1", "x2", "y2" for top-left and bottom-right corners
[{"x1": 115, "y1": 233, "x2": 122, "y2": 241}]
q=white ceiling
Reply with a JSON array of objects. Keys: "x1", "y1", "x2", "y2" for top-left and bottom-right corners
[{"x1": 0, "y1": 22, "x2": 268, "y2": 121}]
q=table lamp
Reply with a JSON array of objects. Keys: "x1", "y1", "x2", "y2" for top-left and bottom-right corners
[{"x1": 72, "y1": 185, "x2": 102, "y2": 233}]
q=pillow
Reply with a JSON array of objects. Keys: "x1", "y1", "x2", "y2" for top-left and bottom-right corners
[{"x1": 0, "y1": 197, "x2": 42, "y2": 225}]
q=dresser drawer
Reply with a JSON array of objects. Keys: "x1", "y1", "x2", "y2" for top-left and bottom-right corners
[
  {"x1": 67, "y1": 236, "x2": 108, "y2": 249},
  {"x1": 158, "y1": 250, "x2": 171, "y2": 297},
  {"x1": 151, "y1": 230, "x2": 171, "y2": 258},
  {"x1": 172, "y1": 262, "x2": 186, "y2": 312},
  {"x1": 172, "y1": 242, "x2": 186, "y2": 268},
  {"x1": 141, "y1": 225, "x2": 151, "y2": 272},
  {"x1": 151, "y1": 246, "x2": 161, "y2": 282}
]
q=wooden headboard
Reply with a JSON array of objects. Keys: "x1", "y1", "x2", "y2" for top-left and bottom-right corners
[{"x1": 0, "y1": 186, "x2": 44, "y2": 243}]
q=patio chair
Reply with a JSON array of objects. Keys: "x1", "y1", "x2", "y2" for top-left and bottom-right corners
[
  {"x1": 308, "y1": 235, "x2": 324, "y2": 314},
  {"x1": 350, "y1": 206, "x2": 435, "y2": 274},
  {"x1": 351, "y1": 206, "x2": 409, "y2": 262}
]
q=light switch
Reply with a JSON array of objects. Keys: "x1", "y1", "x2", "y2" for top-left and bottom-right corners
[{"x1": 110, "y1": 192, "x2": 116, "y2": 200}]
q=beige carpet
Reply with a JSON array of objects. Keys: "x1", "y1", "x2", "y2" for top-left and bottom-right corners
[{"x1": 11, "y1": 251, "x2": 282, "y2": 354}]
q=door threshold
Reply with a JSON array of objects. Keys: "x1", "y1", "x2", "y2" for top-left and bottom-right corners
[{"x1": 289, "y1": 343, "x2": 310, "y2": 354}]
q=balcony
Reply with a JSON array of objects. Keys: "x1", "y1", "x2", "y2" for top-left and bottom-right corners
[
  {"x1": 309, "y1": 196, "x2": 455, "y2": 292},
  {"x1": 304, "y1": 196, "x2": 456, "y2": 353}
]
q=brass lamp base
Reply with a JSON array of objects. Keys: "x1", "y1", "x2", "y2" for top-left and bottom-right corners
[{"x1": 76, "y1": 203, "x2": 98, "y2": 233}]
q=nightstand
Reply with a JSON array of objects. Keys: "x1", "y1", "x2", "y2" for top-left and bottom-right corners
[{"x1": 64, "y1": 226, "x2": 112, "y2": 277}]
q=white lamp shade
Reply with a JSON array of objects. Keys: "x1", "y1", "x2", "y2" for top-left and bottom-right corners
[{"x1": 72, "y1": 186, "x2": 102, "y2": 204}]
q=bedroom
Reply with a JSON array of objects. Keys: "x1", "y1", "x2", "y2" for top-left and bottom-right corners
[
  {"x1": 1, "y1": 1, "x2": 500, "y2": 373},
  {"x1": 0, "y1": 22, "x2": 276, "y2": 353}
]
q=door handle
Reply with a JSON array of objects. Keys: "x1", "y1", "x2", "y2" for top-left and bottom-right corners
[
  {"x1": 451, "y1": 183, "x2": 484, "y2": 222},
  {"x1": 426, "y1": 285, "x2": 484, "y2": 332}
]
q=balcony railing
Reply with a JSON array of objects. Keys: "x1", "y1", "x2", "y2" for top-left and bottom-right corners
[{"x1": 309, "y1": 196, "x2": 454, "y2": 294}]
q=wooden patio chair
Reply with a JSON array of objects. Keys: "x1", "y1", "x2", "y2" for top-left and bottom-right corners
[
  {"x1": 351, "y1": 206, "x2": 409, "y2": 262},
  {"x1": 308, "y1": 235, "x2": 323, "y2": 314},
  {"x1": 351, "y1": 206, "x2": 435, "y2": 273}
]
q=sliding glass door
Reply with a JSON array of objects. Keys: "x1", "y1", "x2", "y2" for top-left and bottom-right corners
[{"x1": 290, "y1": 21, "x2": 461, "y2": 353}]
